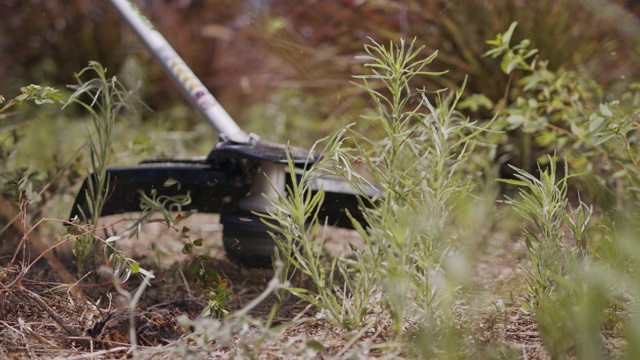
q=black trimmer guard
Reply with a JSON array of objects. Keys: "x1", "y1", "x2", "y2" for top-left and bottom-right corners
[{"x1": 70, "y1": 141, "x2": 377, "y2": 266}]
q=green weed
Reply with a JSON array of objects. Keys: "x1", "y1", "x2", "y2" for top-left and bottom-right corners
[
  {"x1": 259, "y1": 39, "x2": 493, "y2": 345},
  {"x1": 500, "y1": 159, "x2": 592, "y2": 308},
  {"x1": 63, "y1": 61, "x2": 142, "y2": 275},
  {"x1": 0, "y1": 85, "x2": 63, "y2": 204}
]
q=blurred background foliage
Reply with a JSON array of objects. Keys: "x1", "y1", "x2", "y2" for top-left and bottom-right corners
[{"x1": 1, "y1": 0, "x2": 640, "y2": 168}]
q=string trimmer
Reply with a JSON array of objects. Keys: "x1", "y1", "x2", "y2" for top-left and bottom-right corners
[{"x1": 69, "y1": 0, "x2": 378, "y2": 267}]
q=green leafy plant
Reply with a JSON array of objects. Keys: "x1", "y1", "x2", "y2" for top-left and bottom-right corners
[
  {"x1": 101, "y1": 256, "x2": 154, "y2": 356},
  {"x1": 0, "y1": 86, "x2": 63, "y2": 202},
  {"x1": 484, "y1": 21, "x2": 538, "y2": 77},
  {"x1": 589, "y1": 100, "x2": 640, "y2": 202},
  {"x1": 349, "y1": 38, "x2": 491, "y2": 334},
  {"x1": 0, "y1": 85, "x2": 63, "y2": 115},
  {"x1": 128, "y1": 186, "x2": 193, "y2": 238},
  {"x1": 0, "y1": 85, "x2": 64, "y2": 284},
  {"x1": 484, "y1": 21, "x2": 640, "y2": 209},
  {"x1": 182, "y1": 230, "x2": 233, "y2": 319},
  {"x1": 186, "y1": 254, "x2": 232, "y2": 319},
  {"x1": 127, "y1": 185, "x2": 232, "y2": 318},
  {"x1": 262, "y1": 131, "x2": 363, "y2": 328},
  {"x1": 102, "y1": 234, "x2": 155, "y2": 283},
  {"x1": 262, "y1": 39, "x2": 492, "y2": 340},
  {"x1": 175, "y1": 264, "x2": 288, "y2": 359},
  {"x1": 63, "y1": 61, "x2": 140, "y2": 275},
  {"x1": 501, "y1": 158, "x2": 592, "y2": 307},
  {"x1": 497, "y1": 157, "x2": 638, "y2": 358}
]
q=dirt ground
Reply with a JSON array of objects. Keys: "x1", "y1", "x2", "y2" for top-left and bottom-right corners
[{"x1": 0, "y1": 212, "x2": 614, "y2": 359}]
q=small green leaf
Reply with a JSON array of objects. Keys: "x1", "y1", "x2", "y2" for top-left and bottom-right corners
[
  {"x1": 200, "y1": 307, "x2": 212, "y2": 317},
  {"x1": 501, "y1": 53, "x2": 515, "y2": 74},
  {"x1": 105, "y1": 236, "x2": 121, "y2": 243},
  {"x1": 182, "y1": 243, "x2": 193, "y2": 254},
  {"x1": 588, "y1": 116, "x2": 604, "y2": 132},
  {"x1": 66, "y1": 225, "x2": 85, "y2": 236},
  {"x1": 599, "y1": 103, "x2": 613, "y2": 117},
  {"x1": 524, "y1": 49, "x2": 538, "y2": 59},
  {"x1": 216, "y1": 280, "x2": 228, "y2": 292},
  {"x1": 187, "y1": 258, "x2": 201, "y2": 276},
  {"x1": 570, "y1": 122, "x2": 581, "y2": 136},
  {"x1": 163, "y1": 177, "x2": 179, "y2": 187},
  {"x1": 117, "y1": 264, "x2": 132, "y2": 283},
  {"x1": 506, "y1": 114, "x2": 525, "y2": 128},
  {"x1": 193, "y1": 238, "x2": 204, "y2": 247},
  {"x1": 498, "y1": 178, "x2": 528, "y2": 186},
  {"x1": 138, "y1": 267, "x2": 156, "y2": 279},
  {"x1": 503, "y1": 21, "x2": 518, "y2": 46},
  {"x1": 173, "y1": 213, "x2": 185, "y2": 225},
  {"x1": 306, "y1": 340, "x2": 325, "y2": 351}
]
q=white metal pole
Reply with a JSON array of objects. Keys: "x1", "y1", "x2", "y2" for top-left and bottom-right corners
[{"x1": 108, "y1": 0, "x2": 250, "y2": 144}]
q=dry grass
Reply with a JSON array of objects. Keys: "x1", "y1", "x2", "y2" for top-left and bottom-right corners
[{"x1": 2, "y1": 209, "x2": 625, "y2": 359}]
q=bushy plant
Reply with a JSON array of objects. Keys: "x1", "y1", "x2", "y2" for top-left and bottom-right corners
[
  {"x1": 480, "y1": 22, "x2": 640, "y2": 212},
  {"x1": 260, "y1": 38, "x2": 494, "y2": 344},
  {"x1": 0, "y1": 85, "x2": 63, "y2": 237},
  {"x1": 501, "y1": 158, "x2": 592, "y2": 305},
  {"x1": 0, "y1": 85, "x2": 63, "y2": 199},
  {"x1": 488, "y1": 20, "x2": 640, "y2": 355},
  {"x1": 497, "y1": 156, "x2": 640, "y2": 358}
]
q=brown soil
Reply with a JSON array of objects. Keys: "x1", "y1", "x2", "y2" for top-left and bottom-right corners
[{"x1": 0, "y1": 211, "x2": 618, "y2": 359}]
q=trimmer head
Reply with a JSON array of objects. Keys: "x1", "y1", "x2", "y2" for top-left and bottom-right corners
[{"x1": 70, "y1": 140, "x2": 377, "y2": 266}]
